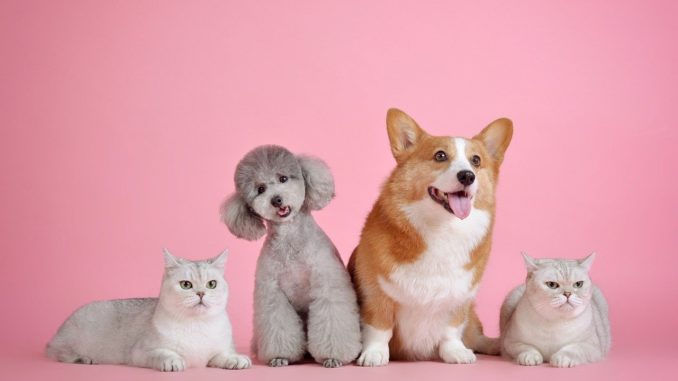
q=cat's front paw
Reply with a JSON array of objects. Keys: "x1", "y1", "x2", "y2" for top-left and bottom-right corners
[
  {"x1": 209, "y1": 353, "x2": 252, "y2": 370},
  {"x1": 550, "y1": 352, "x2": 581, "y2": 368},
  {"x1": 268, "y1": 358, "x2": 289, "y2": 367},
  {"x1": 517, "y1": 350, "x2": 543, "y2": 366},
  {"x1": 440, "y1": 346, "x2": 477, "y2": 364},
  {"x1": 356, "y1": 345, "x2": 389, "y2": 367},
  {"x1": 323, "y1": 358, "x2": 343, "y2": 368},
  {"x1": 156, "y1": 355, "x2": 186, "y2": 372}
]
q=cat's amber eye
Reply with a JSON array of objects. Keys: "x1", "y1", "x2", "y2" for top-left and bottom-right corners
[
  {"x1": 545, "y1": 281, "x2": 559, "y2": 289},
  {"x1": 179, "y1": 280, "x2": 193, "y2": 290},
  {"x1": 207, "y1": 280, "x2": 217, "y2": 289},
  {"x1": 573, "y1": 281, "x2": 584, "y2": 288}
]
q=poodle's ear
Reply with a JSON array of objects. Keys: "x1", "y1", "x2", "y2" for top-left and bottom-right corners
[
  {"x1": 298, "y1": 155, "x2": 335, "y2": 211},
  {"x1": 220, "y1": 193, "x2": 266, "y2": 241}
]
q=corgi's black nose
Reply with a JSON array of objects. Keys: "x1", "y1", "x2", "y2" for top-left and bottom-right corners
[
  {"x1": 271, "y1": 196, "x2": 283, "y2": 207},
  {"x1": 457, "y1": 170, "x2": 475, "y2": 186}
]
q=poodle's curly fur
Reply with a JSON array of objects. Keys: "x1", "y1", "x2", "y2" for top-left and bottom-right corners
[{"x1": 221, "y1": 145, "x2": 361, "y2": 367}]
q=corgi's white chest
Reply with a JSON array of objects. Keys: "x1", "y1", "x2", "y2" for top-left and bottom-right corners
[{"x1": 379, "y1": 203, "x2": 491, "y2": 307}]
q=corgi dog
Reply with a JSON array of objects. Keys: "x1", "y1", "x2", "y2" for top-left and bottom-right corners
[{"x1": 348, "y1": 109, "x2": 512, "y2": 366}]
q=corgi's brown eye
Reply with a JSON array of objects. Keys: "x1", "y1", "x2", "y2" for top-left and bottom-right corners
[
  {"x1": 257, "y1": 185, "x2": 266, "y2": 194},
  {"x1": 471, "y1": 155, "x2": 481, "y2": 167},
  {"x1": 545, "y1": 281, "x2": 559, "y2": 289},
  {"x1": 574, "y1": 281, "x2": 584, "y2": 288},
  {"x1": 434, "y1": 151, "x2": 448, "y2": 162},
  {"x1": 279, "y1": 175, "x2": 288, "y2": 183}
]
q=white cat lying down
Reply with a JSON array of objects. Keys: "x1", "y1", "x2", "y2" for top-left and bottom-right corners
[
  {"x1": 500, "y1": 253, "x2": 611, "y2": 368},
  {"x1": 46, "y1": 249, "x2": 251, "y2": 372}
]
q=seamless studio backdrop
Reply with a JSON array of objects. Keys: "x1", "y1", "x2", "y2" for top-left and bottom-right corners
[{"x1": 1, "y1": 1, "x2": 677, "y2": 380}]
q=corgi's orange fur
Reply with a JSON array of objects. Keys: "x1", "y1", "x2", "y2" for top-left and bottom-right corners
[{"x1": 348, "y1": 109, "x2": 512, "y2": 366}]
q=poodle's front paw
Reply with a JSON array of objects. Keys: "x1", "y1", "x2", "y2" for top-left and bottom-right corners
[
  {"x1": 517, "y1": 350, "x2": 543, "y2": 366},
  {"x1": 268, "y1": 358, "x2": 289, "y2": 367},
  {"x1": 357, "y1": 345, "x2": 389, "y2": 367},
  {"x1": 155, "y1": 355, "x2": 186, "y2": 372},
  {"x1": 440, "y1": 346, "x2": 476, "y2": 364},
  {"x1": 74, "y1": 356, "x2": 96, "y2": 365},
  {"x1": 550, "y1": 352, "x2": 581, "y2": 368},
  {"x1": 209, "y1": 353, "x2": 252, "y2": 370},
  {"x1": 323, "y1": 358, "x2": 342, "y2": 368}
]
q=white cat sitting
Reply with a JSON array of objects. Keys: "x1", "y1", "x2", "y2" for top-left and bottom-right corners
[
  {"x1": 500, "y1": 253, "x2": 611, "y2": 368},
  {"x1": 46, "y1": 249, "x2": 251, "y2": 372}
]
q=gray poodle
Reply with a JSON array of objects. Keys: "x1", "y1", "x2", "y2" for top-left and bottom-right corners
[{"x1": 221, "y1": 145, "x2": 361, "y2": 368}]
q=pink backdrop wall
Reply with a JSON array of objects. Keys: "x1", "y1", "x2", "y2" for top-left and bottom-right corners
[{"x1": 1, "y1": 0, "x2": 677, "y2": 360}]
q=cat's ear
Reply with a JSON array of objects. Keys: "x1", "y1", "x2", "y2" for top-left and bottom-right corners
[
  {"x1": 209, "y1": 249, "x2": 229, "y2": 270},
  {"x1": 579, "y1": 252, "x2": 596, "y2": 271},
  {"x1": 521, "y1": 252, "x2": 539, "y2": 273},
  {"x1": 163, "y1": 248, "x2": 182, "y2": 269}
]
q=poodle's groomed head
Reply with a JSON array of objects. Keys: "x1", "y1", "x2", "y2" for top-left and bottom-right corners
[{"x1": 221, "y1": 145, "x2": 335, "y2": 240}]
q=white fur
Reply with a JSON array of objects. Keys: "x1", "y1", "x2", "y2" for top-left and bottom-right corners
[
  {"x1": 376, "y1": 193, "x2": 490, "y2": 360},
  {"x1": 46, "y1": 250, "x2": 251, "y2": 372},
  {"x1": 500, "y1": 255, "x2": 611, "y2": 367},
  {"x1": 356, "y1": 324, "x2": 392, "y2": 367}
]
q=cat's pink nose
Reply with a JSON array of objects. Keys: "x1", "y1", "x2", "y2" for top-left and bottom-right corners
[
  {"x1": 563, "y1": 292, "x2": 571, "y2": 298},
  {"x1": 196, "y1": 292, "x2": 205, "y2": 298}
]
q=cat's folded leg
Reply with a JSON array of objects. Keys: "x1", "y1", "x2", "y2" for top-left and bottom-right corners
[
  {"x1": 550, "y1": 342, "x2": 602, "y2": 368},
  {"x1": 254, "y1": 279, "x2": 306, "y2": 366},
  {"x1": 504, "y1": 342, "x2": 543, "y2": 366},
  {"x1": 134, "y1": 348, "x2": 186, "y2": 372},
  {"x1": 208, "y1": 352, "x2": 252, "y2": 370}
]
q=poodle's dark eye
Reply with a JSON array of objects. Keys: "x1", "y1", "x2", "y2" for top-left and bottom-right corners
[
  {"x1": 257, "y1": 185, "x2": 266, "y2": 194},
  {"x1": 545, "y1": 281, "x2": 559, "y2": 289},
  {"x1": 434, "y1": 151, "x2": 448, "y2": 162},
  {"x1": 279, "y1": 175, "x2": 288, "y2": 183},
  {"x1": 573, "y1": 281, "x2": 584, "y2": 288},
  {"x1": 470, "y1": 155, "x2": 481, "y2": 167}
]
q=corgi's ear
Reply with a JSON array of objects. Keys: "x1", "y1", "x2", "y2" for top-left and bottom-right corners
[
  {"x1": 220, "y1": 193, "x2": 266, "y2": 241},
  {"x1": 386, "y1": 108, "x2": 427, "y2": 163},
  {"x1": 475, "y1": 118, "x2": 513, "y2": 165},
  {"x1": 298, "y1": 155, "x2": 335, "y2": 211}
]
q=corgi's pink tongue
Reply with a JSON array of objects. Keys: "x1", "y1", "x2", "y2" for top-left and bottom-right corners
[{"x1": 448, "y1": 193, "x2": 472, "y2": 220}]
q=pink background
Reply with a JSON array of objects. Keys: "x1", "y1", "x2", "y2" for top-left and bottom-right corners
[{"x1": 2, "y1": 0, "x2": 677, "y2": 380}]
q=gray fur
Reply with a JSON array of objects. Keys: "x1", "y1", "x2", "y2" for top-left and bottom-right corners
[
  {"x1": 46, "y1": 250, "x2": 251, "y2": 371},
  {"x1": 222, "y1": 145, "x2": 361, "y2": 367},
  {"x1": 500, "y1": 254, "x2": 611, "y2": 367}
]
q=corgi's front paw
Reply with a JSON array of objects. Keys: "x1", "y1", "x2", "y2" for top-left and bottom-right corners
[
  {"x1": 356, "y1": 345, "x2": 389, "y2": 367},
  {"x1": 440, "y1": 346, "x2": 476, "y2": 364}
]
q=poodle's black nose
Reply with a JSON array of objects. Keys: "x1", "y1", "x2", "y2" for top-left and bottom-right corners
[
  {"x1": 271, "y1": 196, "x2": 283, "y2": 207},
  {"x1": 457, "y1": 170, "x2": 475, "y2": 186}
]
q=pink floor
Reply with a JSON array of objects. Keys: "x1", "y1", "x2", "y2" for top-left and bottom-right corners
[{"x1": 4, "y1": 346, "x2": 676, "y2": 381}]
